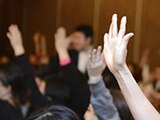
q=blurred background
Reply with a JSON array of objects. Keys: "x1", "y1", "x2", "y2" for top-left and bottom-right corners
[{"x1": 0, "y1": 0, "x2": 160, "y2": 69}]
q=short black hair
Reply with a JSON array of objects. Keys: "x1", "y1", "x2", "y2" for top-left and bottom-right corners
[
  {"x1": 27, "y1": 105, "x2": 80, "y2": 120},
  {"x1": 75, "y1": 25, "x2": 93, "y2": 39},
  {"x1": 0, "y1": 64, "x2": 31, "y2": 105},
  {"x1": 45, "y1": 75, "x2": 69, "y2": 104}
]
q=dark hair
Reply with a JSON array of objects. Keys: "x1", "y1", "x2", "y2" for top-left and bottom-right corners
[
  {"x1": 45, "y1": 75, "x2": 69, "y2": 105},
  {"x1": 75, "y1": 25, "x2": 93, "y2": 39},
  {"x1": 35, "y1": 65, "x2": 54, "y2": 81},
  {"x1": 0, "y1": 64, "x2": 31, "y2": 105},
  {"x1": 0, "y1": 64, "x2": 24, "y2": 86},
  {"x1": 27, "y1": 105, "x2": 80, "y2": 120}
]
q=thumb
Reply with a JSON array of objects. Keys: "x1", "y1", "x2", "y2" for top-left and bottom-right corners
[{"x1": 122, "y1": 33, "x2": 134, "y2": 48}]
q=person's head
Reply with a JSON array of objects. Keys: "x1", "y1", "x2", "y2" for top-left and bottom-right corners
[
  {"x1": 0, "y1": 70, "x2": 12, "y2": 100},
  {"x1": 0, "y1": 64, "x2": 29, "y2": 105},
  {"x1": 45, "y1": 75, "x2": 69, "y2": 105},
  {"x1": 84, "y1": 104, "x2": 98, "y2": 120},
  {"x1": 70, "y1": 25, "x2": 93, "y2": 51},
  {"x1": 27, "y1": 105, "x2": 80, "y2": 120}
]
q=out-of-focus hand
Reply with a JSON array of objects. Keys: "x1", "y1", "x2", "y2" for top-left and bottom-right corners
[
  {"x1": 7, "y1": 25, "x2": 25, "y2": 56},
  {"x1": 33, "y1": 32, "x2": 41, "y2": 44},
  {"x1": 55, "y1": 27, "x2": 70, "y2": 54},
  {"x1": 87, "y1": 46, "x2": 106, "y2": 83},
  {"x1": 103, "y1": 14, "x2": 134, "y2": 73}
]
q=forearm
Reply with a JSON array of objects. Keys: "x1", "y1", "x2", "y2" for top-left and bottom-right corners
[
  {"x1": 114, "y1": 64, "x2": 160, "y2": 120},
  {"x1": 15, "y1": 54, "x2": 49, "y2": 108},
  {"x1": 89, "y1": 78, "x2": 120, "y2": 120}
]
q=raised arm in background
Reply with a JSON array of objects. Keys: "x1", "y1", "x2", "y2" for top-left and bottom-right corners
[
  {"x1": 87, "y1": 46, "x2": 120, "y2": 120},
  {"x1": 7, "y1": 25, "x2": 49, "y2": 109},
  {"x1": 55, "y1": 27, "x2": 90, "y2": 119},
  {"x1": 103, "y1": 14, "x2": 160, "y2": 120}
]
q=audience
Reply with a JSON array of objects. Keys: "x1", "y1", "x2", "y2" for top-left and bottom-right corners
[{"x1": 0, "y1": 12, "x2": 158, "y2": 120}]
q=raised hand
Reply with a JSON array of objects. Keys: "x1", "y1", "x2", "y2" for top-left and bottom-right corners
[
  {"x1": 55, "y1": 27, "x2": 70, "y2": 54},
  {"x1": 7, "y1": 25, "x2": 25, "y2": 56},
  {"x1": 103, "y1": 14, "x2": 134, "y2": 73},
  {"x1": 87, "y1": 46, "x2": 106, "y2": 83}
]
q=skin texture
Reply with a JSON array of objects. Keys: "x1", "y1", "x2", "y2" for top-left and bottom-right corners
[
  {"x1": 103, "y1": 14, "x2": 160, "y2": 120},
  {"x1": 54, "y1": 27, "x2": 71, "y2": 61},
  {"x1": 87, "y1": 46, "x2": 106, "y2": 83},
  {"x1": 86, "y1": 46, "x2": 120, "y2": 120}
]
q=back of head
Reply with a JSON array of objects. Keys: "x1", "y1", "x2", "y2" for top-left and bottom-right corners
[
  {"x1": 75, "y1": 25, "x2": 93, "y2": 40},
  {"x1": 0, "y1": 64, "x2": 30, "y2": 105},
  {"x1": 27, "y1": 105, "x2": 80, "y2": 120},
  {"x1": 45, "y1": 75, "x2": 69, "y2": 104}
]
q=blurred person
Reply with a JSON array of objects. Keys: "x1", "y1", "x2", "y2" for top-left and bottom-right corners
[
  {"x1": 30, "y1": 32, "x2": 50, "y2": 66},
  {"x1": 34, "y1": 66, "x2": 70, "y2": 105},
  {"x1": 0, "y1": 64, "x2": 28, "y2": 119},
  {"x1": 54, "y1": 27, "x2": 90, "y2": 119},
  {"x1": 7, "y1": 24, "x2": 90, "y2": 120},
  {"x1": 52, "y1": 25, "x2": 93, "y2": 74},
  {"x1": 29, "y1": 32, "x2": 41, "y2": 66},
  {"x1": 0, "y1": 55, "x2": 10, "y2": 64}
]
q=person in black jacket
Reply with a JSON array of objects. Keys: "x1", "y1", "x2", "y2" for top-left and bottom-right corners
[{"x1": 0, "y1": 100, "x2": 22, "y2": 120}]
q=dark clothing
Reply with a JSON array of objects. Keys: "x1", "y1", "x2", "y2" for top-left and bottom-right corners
[
  {"x1": 15, "y1": 54, "x2": 49, "y2": 110},
  {"x1": 15, "y1": 54, "x2": 90, "y2": 119},
  {"x1": 0, "y1": 100, "x2": 23, "y2": 120},
  {"x1": 60, "y1": 63, "x2": 90, "y2": 119},
  {"x1": 51, "y1": 50, "x2": 90, "y2": 119}
]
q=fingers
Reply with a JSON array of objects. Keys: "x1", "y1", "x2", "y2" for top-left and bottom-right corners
[
  {"x1": 90, "y1": 46, "x2": 103, "y2": 62},
  {"x1": 91, "y1": 49, "x2": 97, "y2": 61},
  {"x1": 7, "y1": 24, "x2": 20, "y2": 40},
  {"x1": 96, "y1": 46, "x2": 102, "y2": 57},
  {"x1": 8, "y1": 24, "x2": 19, "y2": 33},
  {"x1": 109, "y1": 14, "x2": 118, "y2": 39},
  {"x1": 118, "y1": 16, "x2": 127, "y2": 38},
  {"x1": 6, "y1": 32, "x2": 11, "y2": 40},
  {"x1": 104, "y1": 33, "x2": 109, "y2": 45},
  {"x1": 56, "y1": 27, "x2": 66, "y2": 36},
  {"x1": 122, "y1": 33, "x2": 134, "y2": 48},
  {"x1": 112, "y1": 14, "x2": 118, "y2": 38},
  {"x1": 55, "y1": 27, "x2": 66, "y2": 41}
]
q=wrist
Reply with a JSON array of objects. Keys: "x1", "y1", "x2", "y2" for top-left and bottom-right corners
[
  {"x1": 57, "y1": 50, "x2": 70, "y2": 61},
  {"x1": 114, "y1": 63, "x2": 128, "y2": 73},
  {"x1": 57, "y1": 49, "x2": 67, "y2": 54},
  {"x1": 14, "y1": 47, "x2": 25, "y2": 56},
  {"x1": 88, "y1": 75, "x2": 102, "y2": 84}
]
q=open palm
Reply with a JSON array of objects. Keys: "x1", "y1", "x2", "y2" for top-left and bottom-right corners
[{"x1": 103, "y1": 14, "x2": 134, "y2": 73}]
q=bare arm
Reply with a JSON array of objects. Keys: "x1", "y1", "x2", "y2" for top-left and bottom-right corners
[{"x1": 103, "y1": 14, "x2": 160, "y2": 120}]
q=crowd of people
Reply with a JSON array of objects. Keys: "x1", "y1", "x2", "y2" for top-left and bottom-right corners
[{"x1": 0, "y1": 14, "x2": 160, "y2": 120}]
